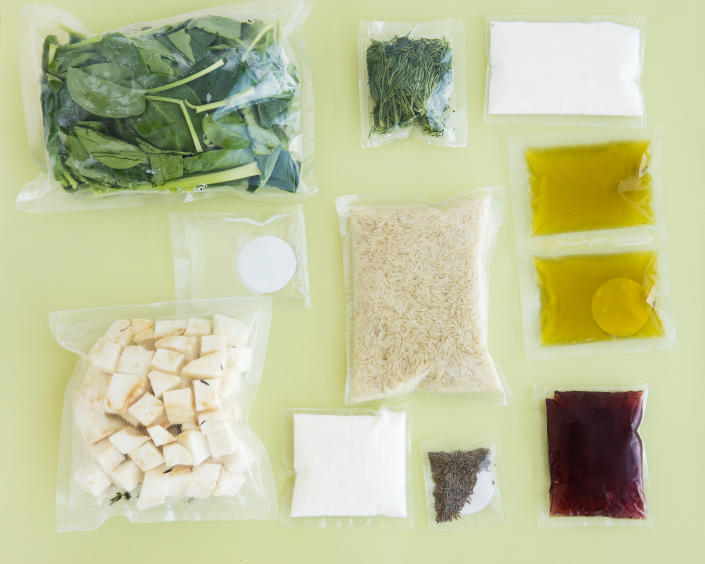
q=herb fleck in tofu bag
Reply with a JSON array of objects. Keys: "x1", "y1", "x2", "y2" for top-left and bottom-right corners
[
  {"x1": 52, "y1": 298, "x2": 277, "y2": 531},
  {"x1": 18, "y1": 0, "x2": 315, "y2": 212}
]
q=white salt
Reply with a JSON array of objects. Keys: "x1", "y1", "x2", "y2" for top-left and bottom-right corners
[
  {"x1": 290, "y1": 410, "x2": 407, "y2": 518},
  {"x1": 237, "y1": 235, "x2": 297, "y2": 294},
  {"x1": 487, "y1": 21, "x2": 643, "y2": 117}
]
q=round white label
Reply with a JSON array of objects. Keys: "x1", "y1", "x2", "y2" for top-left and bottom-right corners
[
  {"x1": 237, "y1": 236, "x2": 297, "y2": 294},
  {"x1": 460, "y1": 469, "x2": 495, "y2": 515}
]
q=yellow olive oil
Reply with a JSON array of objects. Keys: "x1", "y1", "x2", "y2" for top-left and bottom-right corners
[{"x1": 527, "y1": 141, "x2": 653, "y2": 235}]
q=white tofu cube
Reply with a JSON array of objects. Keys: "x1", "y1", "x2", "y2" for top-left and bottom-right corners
[
  {"x1": 147, "y1": 424, "x2": 175, "y2": 447},
  {"x1": 206, "y1": 428, "x2": 237, "y2": 458},
  {"x1": 73, "y1": 371, "x2": 124, "y2": 444},
  {"x1": 137, "y1": 467, "x2": 169, "y2": 509},
  {"x1": 109, "y1": 459, "x2": 143, "y2": 491},
  {"x1": 129, "y1": 441, "x2": 164, "y2": 471},
  {"x1": 155, "y1": 336, "x2": 199, "y2": 361},
  {"x1": 105, "y1": 373, "x2": 148, "y2": 413},
  {"x1": 163, "y1": 443, "x2": 193, "y2": 467},
  {"x1": 103, "y1": 320, "x2": 134, "y2": 347},
  {"x1": 163, "y1": 388, "x2": 195, "y2": 425},
  {"x1": 127, "y1": 393, "x2": 164, "y2": 426},
  {"x1": 185, "y1": 463, "x2": 220, "y2": 499},
  {"x1": 212, "y1": 315, "x2": 249, "y2": 347},
  {"x1": 177, "y1": 430, "x2": 210, "y2": 466},
  {"x1": 213, "y1": 471, "x2": 246, "y2": 497},
  {"x1": 151, "y1": 348, "x2": 184, "y2": 374},
  {"x1": 182, "y1": 352, "x2": 225, "y2": 380},
  {"x1": 109, "y1": 427, "x2": 149, "y2": 454},
  {"x1": 116, "y1": 346, "x2": 154, "y2": 377},
  {"x1": 74, "y1": 462, "x2": 111, "y2": 497},
  {"x1": 131, "y1": 318, "x2": 154, "y2": 345},
  {"x1": 200, "y1": 334, "x2": 226, "y2": 356},
  {"x1": 89, "y1": 339, "x2": 121, "y2": 373},
  {"x1": 153, "y1": 320, "x2": 187, "y2": 339},
  {"x1": 193, "y1": 379, "x2": 221, "y2": 412},
  {"x1": 219, "y1": 370, "x2": 244, "y2": 400},
  {"x1": 147, "y1": 370, "x2": 181, "y2": 398},
  {"x1": 220, "y1": 438, "x2": 255, "y2": 474},
  {"x1": 88, "y1": 438, "x2": 125, "y2": 472},
  {"x1": 197, "y1": 410, "x2": 230, "y2": 436},
  {"x1": 185, "y1": 318, "x2": 212, "y2": 337},
  {"x1": 120, "y1": 410, "x2": 141, "y2": 428},
  {"x1": 167, "y1": 468, "x2": 192, "y2": 497},
  {"x1": 180, "y1": 419, "x2": 198, "y2": 431},
  {"x1": 227, "y1": 347, "x2": 253, "y2": 374}
]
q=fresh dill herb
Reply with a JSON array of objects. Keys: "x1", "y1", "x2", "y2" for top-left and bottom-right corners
[{"x1": 366, "y1": 34, "x2": 453, "y2": 137}]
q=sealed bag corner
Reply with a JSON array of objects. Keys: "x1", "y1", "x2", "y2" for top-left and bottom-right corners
[{"x1": 18, "y1": 0, "x2": 316, "y2": 213}]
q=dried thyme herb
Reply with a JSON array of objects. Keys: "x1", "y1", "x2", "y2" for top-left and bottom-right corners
[
  {"x1": 366, "y1": 35, "x2": 453, "y2": 137},
  {"x1": 428, "y1": 448, "x2": 489, "y2": 523}
]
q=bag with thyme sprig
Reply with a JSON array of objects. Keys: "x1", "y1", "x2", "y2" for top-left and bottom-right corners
[
  {"x1": 358, "y1": 20, "x2": 467, "y2": 148},
  {"x1": 18, "y1": 0, "x2": 315, "y2": 212}
]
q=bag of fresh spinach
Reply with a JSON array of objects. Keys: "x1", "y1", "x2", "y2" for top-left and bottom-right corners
[{"x1": 18, "y1": 0, "x2": 315, "y2": 212}]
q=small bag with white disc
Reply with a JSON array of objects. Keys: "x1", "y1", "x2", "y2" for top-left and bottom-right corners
[
  {"x1": 170, "y1": 205, "x2": 311, "y2": 307},
  {"x1": 419, "y1": 436, "x2": 504, "y2": 529}
]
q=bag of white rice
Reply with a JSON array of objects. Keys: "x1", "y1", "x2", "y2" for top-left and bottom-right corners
[{"x1": 336, "y1": 189, "x2": 507, "y2": 404}]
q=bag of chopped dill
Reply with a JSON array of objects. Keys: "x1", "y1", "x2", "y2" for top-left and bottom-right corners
[
  {"x1": 421, "y1": 441, "x2": 503, "y2": 529},
  {"x1": 336, "y1": 189, "x2": 507, "y2": 404},
  {"x1": 358, "y1": 20, "x2": 467, "y2": 148}
]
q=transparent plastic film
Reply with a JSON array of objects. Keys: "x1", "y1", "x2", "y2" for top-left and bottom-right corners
[
  {"x1": 170, "y1": 205, "x2": 311, "y2": 307},
  {"x1": 358, "y1": 19, "x2": 467, "y2": 148},
  {"x1": 534, "y1": 386, "x2": 651, "y2": 527},
  {"x1": 280, "y1": 407, "x2": 413, "y2": 528},
  {"x1": 18, "y1": 0, "x2": 316, "y2": 212},
  {"x1": 51, "y1": 297, "x2": 277, "y2": 532},
  {"x1": 336, "y1": 189, "x2": 507, "y2": 404},
  {"x1": 419, "y1": 437, "x2": 503, "y2": 530}
]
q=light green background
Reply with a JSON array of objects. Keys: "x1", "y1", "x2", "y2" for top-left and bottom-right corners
[{"x1": 1, "y1": 0, "x2": 703, "y2": 562}]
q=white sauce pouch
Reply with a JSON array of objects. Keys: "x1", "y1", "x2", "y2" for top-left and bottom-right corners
[
  {"x1": 170, "y1": 205, "x2": 310, "y2": 307},
  {"x1": 52, "y1": 297, "x2": 277, "y2": 532}
]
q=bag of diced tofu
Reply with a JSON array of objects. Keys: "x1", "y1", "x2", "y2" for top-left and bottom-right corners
[{"x1": 51, "y1": 297, "x2": 277, "y2": 532}]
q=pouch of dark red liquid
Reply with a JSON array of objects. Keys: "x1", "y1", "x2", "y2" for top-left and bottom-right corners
[{"x1": 545, "y1": 389, "x2": 647, "y2": 521}]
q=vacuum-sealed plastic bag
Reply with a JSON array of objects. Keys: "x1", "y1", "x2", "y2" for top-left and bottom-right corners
[
  {"x1": 420, "y1": 437, "x2": 503, "y2": 530},
  {"x1": 485, "y1": 16, "x2": 646, "y2": 126},
  {"x1": 52, "y1": 297, "x2": 277, "y2": 531},
  {"x1": 18, "y1": 0, "x2": 315, "y2": 212},
  {"x1": 358, "y1": 20, "x2": 467, "y2": 148},
  {"x1": 510, "y1": 130, "x2": 675, "y2": 359},
  {"x1": 170, "y1": 205, "x2": 310, "y2": 307},
  {"x1": 535, "y1": 386, "x2": 651, "y2": 527},
  {"x1": 337, "y1": 190, "x2": 507, "y2": 404},
  {"x1": 281, "y1": 407, "x2": 412, "y2": 528}
]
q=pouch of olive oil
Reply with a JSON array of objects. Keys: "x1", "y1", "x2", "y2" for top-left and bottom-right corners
[{"x1": 510, "y1": 128, "x2": 675, "y2": 360}]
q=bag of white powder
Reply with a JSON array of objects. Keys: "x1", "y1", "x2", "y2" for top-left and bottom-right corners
[
  {"x1": 485, "y1": 17, "x2": 646, "y2": 126},
  {"x1": 282, "y1": 408, "x2": 411, "y2": 528}
]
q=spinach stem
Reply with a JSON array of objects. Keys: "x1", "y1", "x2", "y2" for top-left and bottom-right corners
[
  {"x1": 156, "y1": 161, "x2": 261, "y2": 191},
  {"x1": 185, "y1": 86, "x2": 256, "y2": 114},
  {"x1": 59, "y1": 34, "x2": 101, "y2": 51},
  {"x1": 146, "y1": 59, "x2": 225, "y2": 94},
  {"x1": 243, "y1": 25, "x2": 272, "y2": 59},
  {"x1": 145, "y1": 95, "x2": 203, "y2": 152}
]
